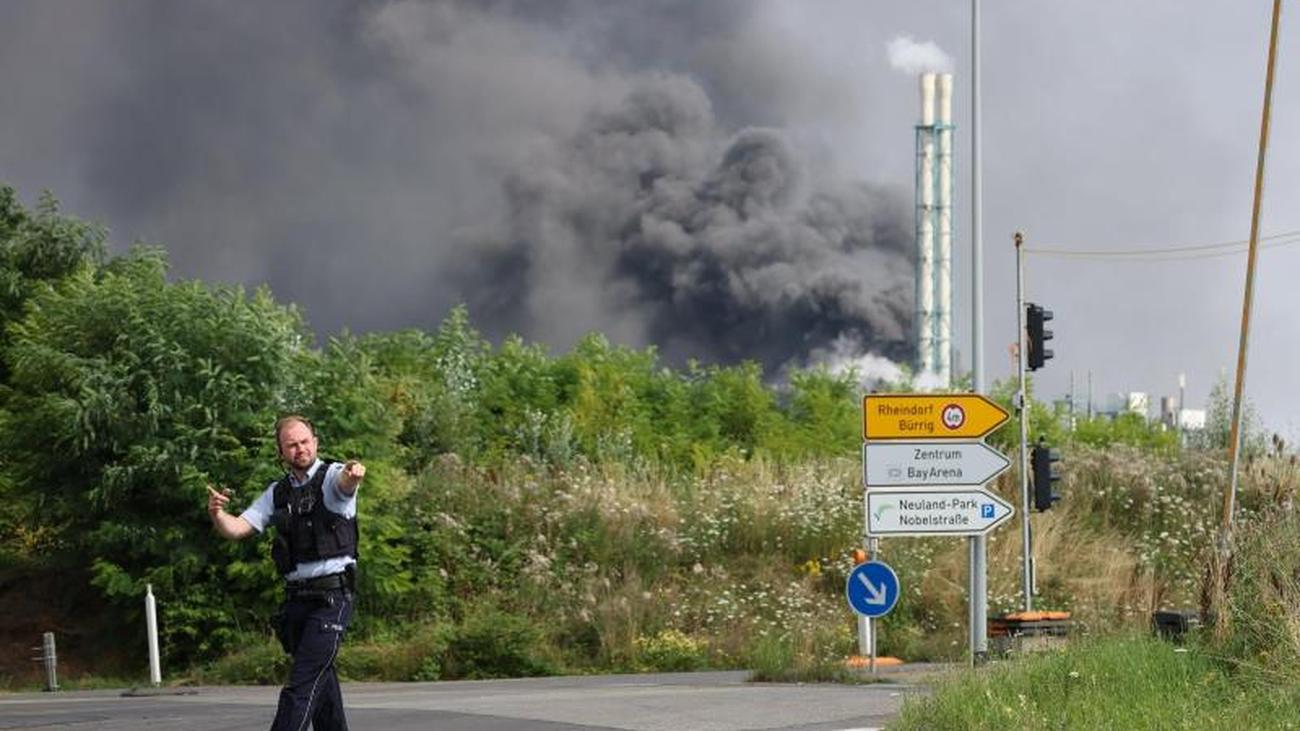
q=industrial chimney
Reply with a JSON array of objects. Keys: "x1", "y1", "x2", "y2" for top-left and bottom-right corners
[{"x1": 915, "y1": 72, "x2": 954, "y2": 386}]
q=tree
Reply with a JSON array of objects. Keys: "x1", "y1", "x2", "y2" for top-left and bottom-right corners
[
  {"x1": 1194, "y1": 371, "x2": 1265, "y2": 456},
  {"x1": 1, "y1": 247, "x2": 307, "y2": 661},
  {"x1": 0, "y1": 186, "x2": 108, "y2": 582},
  {"x1": 0, "y1": 186, "x2": 106, "y2": 376}
]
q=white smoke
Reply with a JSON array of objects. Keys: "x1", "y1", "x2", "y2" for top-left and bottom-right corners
[
  {"x1": 911, "y1": 371, "x2": 951, "y2": 392},
  {"x1": 812, "y1": 334, "x2": 905, "y2": 387},
  {"x1": 812, "y1": 333, "x2": 957, "y2": 392},
  {"x1": 886, "y1": 35, "x2": 953, "y2": 74}
]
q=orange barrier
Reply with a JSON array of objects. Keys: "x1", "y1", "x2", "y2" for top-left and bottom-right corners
[
  {"x1": 989, "y1": 610, "x2": 1072, "y2": 639},
  {"x1": 845, "y1": 655, "x2": 904, "y2": 668}
]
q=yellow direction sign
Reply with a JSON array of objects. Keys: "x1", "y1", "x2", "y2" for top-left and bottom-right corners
[{"x1": 863, "y1": 394, "x2": 1009, "y2": 441}]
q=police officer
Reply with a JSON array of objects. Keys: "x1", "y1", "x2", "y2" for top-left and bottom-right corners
[{"x1": 207, "y1": 415, "x2": 364, "y2": 731}]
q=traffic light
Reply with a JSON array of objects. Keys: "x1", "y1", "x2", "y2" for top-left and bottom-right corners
[
  {"x1": 1032, "y1": 439, "x2": 1061, "y2": 511},
  {"x1": 1026, "y1": 303, "x2": 1054, "y2": 371}
]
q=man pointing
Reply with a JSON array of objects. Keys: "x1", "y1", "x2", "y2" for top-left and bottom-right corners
[{"x1": 207, "y1": 415, "x2": 364, "y2": 731}]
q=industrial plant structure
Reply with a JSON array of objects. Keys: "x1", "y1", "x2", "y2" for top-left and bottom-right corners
[{"x1": 915, "y1": 72, "x2": 955, "y2": 385}]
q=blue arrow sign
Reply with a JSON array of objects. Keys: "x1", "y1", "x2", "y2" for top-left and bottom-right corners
[{"x1": 845, "y1": 560, "x2": 900, "y2": 618}]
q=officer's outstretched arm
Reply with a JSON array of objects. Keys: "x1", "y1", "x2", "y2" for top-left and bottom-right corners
[
  {"x1": 207, "y1": 485, "x2": 256, "y2": 541},
  {"x1": 338, "y1": 460, "x2": 365, "y2": 496}
]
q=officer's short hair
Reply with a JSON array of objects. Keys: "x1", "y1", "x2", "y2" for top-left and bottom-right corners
[{"x1": 274, "y1": 414, "x2": 316, "y2": 445}]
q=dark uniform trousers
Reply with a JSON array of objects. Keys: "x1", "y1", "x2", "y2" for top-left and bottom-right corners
[{"x1": 272, "y1": 587, "x2": 354, "y2": 731}]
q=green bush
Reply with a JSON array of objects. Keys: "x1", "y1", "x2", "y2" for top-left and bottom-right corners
[
  {"x1": 198, "y1": 636, "x2": 288, "y2": 685},
  {"x1": 443, "y1": 604, "x2": 556, "y2": 679},
  {"x1": 1072, "y1": 412, "x2": 1179, "y2": 451},
  {"x1": 338, "y1": 623, "x2": 452, "y2": 681}
]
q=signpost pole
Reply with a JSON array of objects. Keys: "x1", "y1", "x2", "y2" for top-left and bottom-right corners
[
  {"x1": 859, "y1": 486, "x2": 870, "y2": 657},
  {"x1": 858, "y1": 614, "x2": 869, "y2": 659},
  {"x1": 1016, "y1": 233, "x2": 1033, "y2": 612},
  {"x1": 869, "y1": 616, "x2": 877, "y2": 674},
  {"x1": 969, "y1": 537, "x2": 986, "y2": 664},
  {"x1": 865, "y1": 454, "x2": 879, "y2": 671},
  {"x1": 868, "y1": 537, "x2": 879, "y2": 674}
]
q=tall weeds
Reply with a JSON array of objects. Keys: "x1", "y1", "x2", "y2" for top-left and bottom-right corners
[
  {"x1": 195, "y1": 443, "x2": 1300, "y2": 681},
  {"x1": 1214, "y1": 507, "x2": 1300, "y2": 686}
]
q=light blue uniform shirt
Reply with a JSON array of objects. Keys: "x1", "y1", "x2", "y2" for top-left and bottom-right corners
[{"x1": 240, "y1": 459, "x2": 358, "y2": 580}]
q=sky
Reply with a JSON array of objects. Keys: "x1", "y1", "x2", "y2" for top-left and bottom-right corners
[{"x1": 0, "y1": 0, "x2": 1297, "y2": 437}]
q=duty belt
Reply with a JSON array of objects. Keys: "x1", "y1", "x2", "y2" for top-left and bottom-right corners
[{"x1": 285, "y1": 572, "x2": 350, "y2": 593}]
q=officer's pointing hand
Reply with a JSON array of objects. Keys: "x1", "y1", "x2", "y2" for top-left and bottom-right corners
[
  {"x1": 340, "y1": 460, "x2": 365, "y2": 493},
  {"x1": 206, "y1": 484, "x2": 230, "y2": 516}
]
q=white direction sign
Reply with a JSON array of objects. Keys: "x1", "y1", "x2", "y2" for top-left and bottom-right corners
[
  {"x1": 863, "y1": 441, "x2": 1011, "y2": 487},
  {"x1": 867, "y1": 487, "x2": 1014, "y2": 537}
]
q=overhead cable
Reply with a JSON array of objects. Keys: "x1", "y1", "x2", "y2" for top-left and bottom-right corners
[{"x1": 1024, "y1": 228, "x2": 1300, "y2": 261}]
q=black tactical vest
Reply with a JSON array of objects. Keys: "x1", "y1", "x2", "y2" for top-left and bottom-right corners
[{"x1": 268, "y1": 460, "x2": 359, "y2": 575}]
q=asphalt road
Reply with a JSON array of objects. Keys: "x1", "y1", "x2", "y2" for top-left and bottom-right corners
[{"x1": 0, "y1": 670, "x2": 923, "y2": 731}]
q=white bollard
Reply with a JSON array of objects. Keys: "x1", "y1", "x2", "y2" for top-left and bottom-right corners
[
  {"x1": 857, "y1": 614, "x2": 868, "y2": 656},
  {"x1": 145, "y1": 584, "x2": 161, "y2": 687},
  {"x1": 41, "y1": 632, "x2": 58, "y2": 691}
]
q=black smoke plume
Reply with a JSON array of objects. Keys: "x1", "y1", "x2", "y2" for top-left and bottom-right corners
[
  {"x1": 0, "y1": 0, "x2": 915, "y2": 372},
  {"x1": 460, "y1": 75, "x2": 914, "y2": 371}
]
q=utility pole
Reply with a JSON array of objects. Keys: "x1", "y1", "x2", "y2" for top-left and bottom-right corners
[
  {"x1": 1015, "y1": 233, "x2": 1033, "y2": 611},
  {"x1": 1087, "y1": 371, "x2": 1093, "y2": 420},
  {"x1": 968, "y1": 0, "x2": 989, "y2": 666},
  {"x1": 1178, "y1": 373, "x2": 1187, "y2": 443},
  {"x1": 1225, "y1": 0, "x2": 1281, "y2": 540},
  {"x1": 1069, "y1": 370, "x2": 1076, "y2": 432},
  {"x1": 1218, "y1": 0, "x2": 1282, "y2": 636}
]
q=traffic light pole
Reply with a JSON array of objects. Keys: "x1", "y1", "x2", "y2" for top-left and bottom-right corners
[{"x1": 1015, "y1": 232, "x2": 1033, "y2": 612}]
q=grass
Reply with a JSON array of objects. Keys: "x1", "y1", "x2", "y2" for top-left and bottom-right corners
[
  {"x1": 1209, "y1": 506, "x2": 1300, "y2": 687},
  {"x1": 745, "y1": 623, "x2": 870, "y2": 684},
  {"x1": 892, "y1": 634, "x2": 1300, "y2": 730}
]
